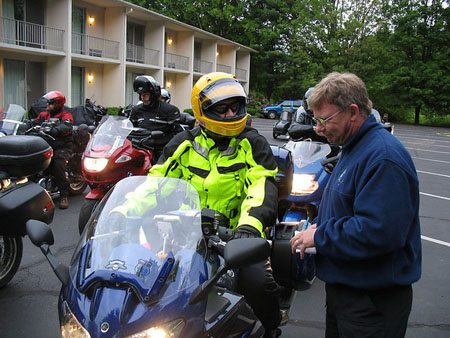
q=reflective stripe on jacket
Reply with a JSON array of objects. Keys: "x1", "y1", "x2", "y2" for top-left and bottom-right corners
[{"x1": 120, "y1": 126, "x2": 278, "y2": 236}]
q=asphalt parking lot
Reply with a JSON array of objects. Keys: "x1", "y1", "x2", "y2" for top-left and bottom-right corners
[{"x1": 0, "y1": 119, "x2": 449, "y2": 337}]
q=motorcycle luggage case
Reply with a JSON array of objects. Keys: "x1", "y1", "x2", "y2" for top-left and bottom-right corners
[
  {"x1": 0, "y1": 135, "x2": 52, "y2": 177},
  {"x1": 271, "y1": 223, "x2": 315, "y2": 291},
  {"x1": 0, "y1": 181, "x2": 54, "y2": 236}
]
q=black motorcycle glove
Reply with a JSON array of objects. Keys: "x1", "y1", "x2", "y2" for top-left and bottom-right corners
[{"x1": 232, "y1": 225, "x2": 261, "y2": 239}]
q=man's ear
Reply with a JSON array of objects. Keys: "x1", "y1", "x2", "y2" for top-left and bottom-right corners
[{"x1": 349, "y1": 104, "x2": 360, "y2": 116}]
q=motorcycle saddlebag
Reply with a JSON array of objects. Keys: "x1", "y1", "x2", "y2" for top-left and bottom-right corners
[
  {"x1": 270, "y1": 145, "x2": 293, "y2": 200},
  {"x1": 0, "y1": 135, "x2": 52, "y2": 177},
  {"x1": 0, "y1": 181, "x2": 54, "y2": 236},
  {"x1": 271, "y1": 223, "x2": 316, "y2": 291}
]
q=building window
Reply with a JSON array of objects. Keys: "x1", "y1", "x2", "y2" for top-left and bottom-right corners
[
  {"x1": 71, "y1": 66, "x2": 85, "y2": 106},
  {"x1": 4, "y1": 59, "x2": 26, "y2": 108}
]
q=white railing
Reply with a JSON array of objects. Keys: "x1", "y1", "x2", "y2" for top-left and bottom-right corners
[
  {"x1": 72, "y1": 32, "x2": 120, "y2": 59},
  {"x1": 217, "y1": 63, "x2": 231, "y2": 73},
  {"x1": 194, "y1": 58, "x2": 213, "y2": 73},
  {"x1": 236, "y1": 67, "x2": 247, "y2": 80},
  {"x1": 164, "y1": 52, "x2": 189, "y2": 71},
  {"x1": 126, "y1": 43, "x2": 159, "y2": 66},
  {"x1": 0, "y1": 16, "x2": 64, "y2": 51}
]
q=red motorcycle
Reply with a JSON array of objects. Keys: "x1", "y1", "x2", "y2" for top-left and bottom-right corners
[{"x1": 78, "y1": 115, "x2": 162, "y2": 233}]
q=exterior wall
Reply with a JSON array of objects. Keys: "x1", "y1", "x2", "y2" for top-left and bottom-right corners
[
  {"x1": 0, "y1": 0, "x2": 253, "y2": 112},
  {"x1": 46, "y1": 0, "x2": 70, "y2": 103}
]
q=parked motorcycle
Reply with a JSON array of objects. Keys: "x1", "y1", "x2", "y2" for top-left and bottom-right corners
[
  {"x1": 270, "y1": 124, "x2": 339, "y2": 318},
  {"x1": 24, "y1": 119, "x2": 89, "y2": 198},
  {"x1": 26, "y1": 175, "x2": 287, "y2": 337},
  {"x1": 78, "y1": 115, "x2": 160, "y2": 234},
  {"x1": 0, "y1": 134, "x2": 55, "y2": 288}
]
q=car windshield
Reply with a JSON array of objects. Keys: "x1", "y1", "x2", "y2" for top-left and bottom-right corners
[{"x1": 72, "y1": 176, "x2": 207, "y2": 303}]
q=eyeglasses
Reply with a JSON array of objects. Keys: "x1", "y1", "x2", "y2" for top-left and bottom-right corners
[
  {"x1": 312, "y1": 109, "x2": 343, "y2": 126},
  {"x1": 211, "y1": 101, "x2": 240, "y2": 115},
  {"x1": 47, "y1": 99, "x2": 56, "y2": 105}
]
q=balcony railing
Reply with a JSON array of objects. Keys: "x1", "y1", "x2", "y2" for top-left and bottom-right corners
[
  {"x1": 193, "y1": 58, "x2": 213, "y2": 74},
  {"x1": 236, "y1": 67, "x2": 247, "y2": 80},
  {"x1": 0, "y1": 16, "x2": 64, "y2": 51},
  {"x1": 126, "y1": 43, "x2": 159, "y2": 66},
  {"x1": 165, "y1": 52, "x2": 189, "y2": 71},
  {"x1": 72, "y1": 32, "x2": 120, "y2": 59},
  {"x1": 217, "y1": 63, "x2": 231, "y2": 73}
]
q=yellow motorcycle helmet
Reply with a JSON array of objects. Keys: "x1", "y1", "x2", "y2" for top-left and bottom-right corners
[{"x1": 191, "y1": 72, "x2": 248, "y2": 137}]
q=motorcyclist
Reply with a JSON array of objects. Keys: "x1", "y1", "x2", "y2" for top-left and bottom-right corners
[
  {"x1": 294, "y1": 87, "x2": 315, "y2": 126},
  {"x1": 33, "y1": 90, "x2": 74, "y2": 209},
  {"x1": 114, "y1": 72, "x2": 282, "y2": 337},
  {"x1": 130, "y1": 75, "x2": 181, "y2": 160}
]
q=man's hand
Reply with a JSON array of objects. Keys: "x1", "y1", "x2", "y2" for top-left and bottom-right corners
[
  {"x1": 232, "y1": 225, "x2": 261, "y2": 239},
  {"x1": 290, "y1": 224, "x2": 317, "y2": 259}
]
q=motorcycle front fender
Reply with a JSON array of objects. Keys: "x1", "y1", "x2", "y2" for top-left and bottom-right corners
[{"x1": 84, "y1": 189, "x2": 106, "y2": 200}]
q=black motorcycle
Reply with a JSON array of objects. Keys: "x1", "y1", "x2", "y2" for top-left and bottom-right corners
[
  {"x1": 24, "y1": 119, "x2": 89, "y2": 197},
  {"x1": 0, "y1": 135, "x2": 55, "y2": 287}
]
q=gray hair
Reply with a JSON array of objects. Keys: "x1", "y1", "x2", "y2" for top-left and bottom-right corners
[{"x1": 308, "y1": 72, "x2": 372, "y2": 116}]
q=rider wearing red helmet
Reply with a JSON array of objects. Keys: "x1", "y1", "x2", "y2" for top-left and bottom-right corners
[{"x1": 34, "y1": 90, "x2": 74, "y2": 209}]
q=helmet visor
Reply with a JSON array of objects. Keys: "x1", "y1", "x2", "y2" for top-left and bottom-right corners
[
  {"x1": 204, "y1": 98, "x2": 246, "y2": 122},
  {"x1": 200, "y1": 78, "x2": 247, "y2": 115}
]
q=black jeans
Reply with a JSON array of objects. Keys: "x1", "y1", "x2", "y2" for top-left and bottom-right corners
[
  {"x1": 237, "y1": 260, "x2": 281, "y2": 331},
  {"x1": 49, "y1": 148, "x2": 72, "y2": 197},
  {"x1": 325, "y1": 283, "x2": 412, "y2": 338}
]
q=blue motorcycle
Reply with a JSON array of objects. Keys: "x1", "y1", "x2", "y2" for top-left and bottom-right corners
[
  {"x1": 26, "y1": 175, "x2": 283, "y2": 338},
  {"x1": 270, "y1": 125, "x2": 337, "y2": 293}
]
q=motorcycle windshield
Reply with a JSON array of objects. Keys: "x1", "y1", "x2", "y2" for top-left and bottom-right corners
[
  {"x1": 74, "y1": 176, "x2": 206, "y2": 303},
  {"x1": 87, "y1": 115, "x2": 133, "y2": 156},
  {"x1": 286, "y1": 140, "x2": 331, "y2": 168},
  {"x1": 0, "y1": 104, "x2": 25, "y2": 135}
]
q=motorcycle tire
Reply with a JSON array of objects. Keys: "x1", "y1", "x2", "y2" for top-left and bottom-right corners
[
  {"x1": 78, "y1": 199, "x2": 100, "y2": 234},
  {"x1": 68, "y1": 175, "x2": 88, "y2": 195},
  {"x1": 0, "y1": 236, "x2": 23, "y2": 288}
]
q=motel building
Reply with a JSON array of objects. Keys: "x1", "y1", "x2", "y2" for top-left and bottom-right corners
[{"x1": 0, "y1": 0, "x2": 253, "y2": 112}]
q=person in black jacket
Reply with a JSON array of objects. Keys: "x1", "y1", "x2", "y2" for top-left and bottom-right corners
[{"x1": 130, "y1": 76, "x2": 181, "y2": 160}]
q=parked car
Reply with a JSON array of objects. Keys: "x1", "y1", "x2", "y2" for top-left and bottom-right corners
[{"x1": 261, "y1": 99, "x2": 303, "y2": 119}]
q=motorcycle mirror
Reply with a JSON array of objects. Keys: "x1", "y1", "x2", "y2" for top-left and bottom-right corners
[
  {"x1": 151, "y1": 130, "x2": 164, "y2": 139},
  {"x1": 26, "y1": 219, "x2": 54, "y2": 247},
  {"x1": 224, "y1": 238, "x2": 270, "y2": 269},
  {"x1": 26, "y1": 219, "x2": 69, "y2": 286},
  {"x1": 287, "y1": 124, "x2": 315, "y2": 140}
]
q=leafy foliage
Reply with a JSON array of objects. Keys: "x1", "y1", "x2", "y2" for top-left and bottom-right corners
[{"x1": 129, "y1": 0, "x2": 450, "y2": 124}]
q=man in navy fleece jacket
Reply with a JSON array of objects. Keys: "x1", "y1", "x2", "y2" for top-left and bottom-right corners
[{"x1": 291, "y1": 72, "x2": 421, "y2": 338}]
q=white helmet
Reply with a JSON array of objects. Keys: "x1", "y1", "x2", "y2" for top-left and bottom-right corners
[{"x1": 160, "y1": 88, "x2": 171, "y2": 103}]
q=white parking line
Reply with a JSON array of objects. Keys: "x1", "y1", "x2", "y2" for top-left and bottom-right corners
[
  {"x1": 420, "y1": 192, "x2": 450, "y2": 201},
  {"x1": 406, "y1": 147, "x2": 450, "y2": 155},
  {"x1": 417, "y1": 170, "x2": 450, "y2": 178},
  {"x1": 421, "y1": 235, "x2": 450, "y2": 248},
  {"x1": 412, "y1": 156, "x2": 450, "y2": 164}
]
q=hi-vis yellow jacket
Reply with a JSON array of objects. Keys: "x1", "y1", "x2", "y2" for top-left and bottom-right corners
[{"x1": 118, "y1": 126, "x2": 278, "y2": 236}]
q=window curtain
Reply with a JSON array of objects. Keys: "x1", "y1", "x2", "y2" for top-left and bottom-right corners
[
  {"x1": 2, "y1": 0, "x2": 15, "y2": 43},
  {"x1": 71, "y1": 66, "x2": 84, "y2": 106},
  {"x1": 4, "y1": 59, "x2": 26, "y2": 108}
]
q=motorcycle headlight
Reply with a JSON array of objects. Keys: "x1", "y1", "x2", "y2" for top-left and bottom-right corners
[
  {"x1": 60, "y1": 301, "x2": 90, "y2": 338},
  {"x1": 291, "y1": 174, "x2": 318, "y2": 196},
  {"x1": 83, "y1": 157, "x2": 108, "y2": 173},
  {"x1": 126, "y1": 318, "x2": 185, "y2": 338}
]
